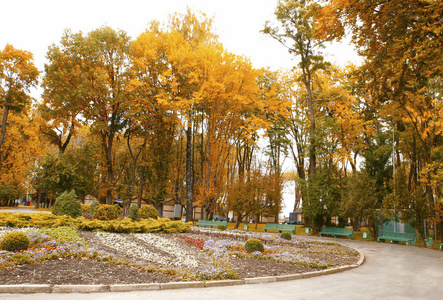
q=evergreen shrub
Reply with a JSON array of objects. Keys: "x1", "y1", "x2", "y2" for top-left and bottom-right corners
[
  {"x1": 128, "y1": 204, "x2": 139, "y2": 221},
  {"x1": 244, "y1": 238, "x2": 264, "y2": 253},
  {"x1": 52, "y1": 190, "x2": 82, "y2": 218},
  {"x1": 137, "y1": 205, "x2": 159, "y2": 220},
  {"x1": 1, "y1": 231, "x2": 30, "y2": 252},
  {"x1": 280, "y1": 232, "x2": 292, "y2": 240},
  {"x1": 89, "y1": 200, "x2": 100, "y2": 215},
  {"x1": 92, "y1": 204, "x2": 120, "y2": 221}
]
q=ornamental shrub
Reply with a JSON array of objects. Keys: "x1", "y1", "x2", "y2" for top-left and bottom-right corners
[
  {"x1": 217, "y1": 224, "x2": 227, "y2": 231},
  {"x1": 81, "y1": 204, "x2": 91, "y2": 214},
  {"x1": 92, "y1": 204, "x2": 120, "y2": 221},
  {"x1": 280, "y1": 232, "x2": 292, "y2": 240},
  {"x1": 244, "y1": 238, "x2": 264, "y2": 253},
  {"x1": 1, "y1": 231, "x2": 30, "y2": 252},
  {"x1": 137, "y1": 205, "x2": 159, "y2": 220},
  {"x1": 52, "y1": 190, "x2": 82, "y2": 218},
  {"x1": 128, "y1": 204, "x2": 139, "y2": 221},
  {"x1": 114, "y1": 204, "x2": 122, "y2": 216},
  {"x1": 89, "y1": 200, "x2": 100, "y2": 215}
]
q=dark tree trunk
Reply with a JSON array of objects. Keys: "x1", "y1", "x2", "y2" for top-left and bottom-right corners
[{"x1": 185, "y1": 117, "x2": 193, "y2": 222}]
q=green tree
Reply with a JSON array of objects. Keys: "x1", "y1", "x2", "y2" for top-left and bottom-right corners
[{"x1": 340, "y1": 171, "x2": 386, "y2": 238}]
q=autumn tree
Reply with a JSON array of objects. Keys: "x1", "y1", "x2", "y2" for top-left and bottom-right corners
[
  {"x1": 0, "y1": 112, "x2": 41, "y2": 206},
  {"x1": 129, "y1": 23, "x2": 178, "y2": 208},
  {"x1": 166, "y1": 9, "x2": 218, "y2": 221},
  {"x1": 43, "y1": 27, "x2": 132, "y2": 204},
  {"x1": 0, "y1": 44, "x2": 39, "y2": 152},
  {"x1": 226, "y1": 168, "x2": 267, "y2": 229},
  {"x1": 319, "y1": 0, "x2": 443, "y2": 239},
  {"x1": 263, "y1": 0, "x2": 329, "y2": 177}
]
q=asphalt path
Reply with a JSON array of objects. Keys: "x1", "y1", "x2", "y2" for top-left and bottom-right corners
[
  {"x1": 0, "y1": 208, "x2": 51, "y2": 214},
  {"x1": 0, "y1": 210, "x2": 442, "y2": 299}
]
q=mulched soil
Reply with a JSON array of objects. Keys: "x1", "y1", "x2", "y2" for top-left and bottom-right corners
[
  {"x1": 0, "y1": 259, "x2": 173, "y2": 285},
  {"x1": 0, "y1": 231, "x2": 360, "y2": 285}
]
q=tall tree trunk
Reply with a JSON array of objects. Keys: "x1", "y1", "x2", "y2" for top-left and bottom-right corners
[
  {"x1": 0, "y1": 106, "x2": 9, "y2": 151},
  {"x1": 185, "y1": 115, "x2": 194, "y2": 222},
  {"x1": 304, "y1": 76, "x2": 316, "y2": 177},
  {"x1": 234, "y1": 213, "x2": 244, "y2": 230},
  {"x1": 35, "y1": 190, "x2": 41, "y2": 209},
  {"x1": 104, "y1": 131, "x2": 115, "y2": 205},
  {"x1": 137, "y1": 166, "x2": 145, "y2": 208}
]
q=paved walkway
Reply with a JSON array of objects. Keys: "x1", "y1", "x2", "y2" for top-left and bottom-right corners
[
  {"x1": 0, "y1": 235, "x2": 442, "y2": 300},
  {"x1": 0, "y1": 208, "x2": 51, "y2": 214}
]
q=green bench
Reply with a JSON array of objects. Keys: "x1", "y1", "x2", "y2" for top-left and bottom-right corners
[
  {"x1": 440, "y1": 243, "x2": 443, "y2": 250},
  {"x1": 377, "y1": 232, "x2": 416, "y2": 246},
  {"x1": 320, "y1": 227, "x2": 354, "y2": 239},
  {"x1": 196, "y1": 220, "x2": 227, "y2": 228},
  {"x1": 264, "y1": 223, "x2": 296, "y2": 234}
]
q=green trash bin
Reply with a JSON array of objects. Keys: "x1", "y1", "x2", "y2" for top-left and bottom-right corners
[
  {"x1": 305, "y1": 227, "x2": 311, "y2": 234},
  {"x1": 244, "y1": 224, "x2": 249, "y2": 231},
  {"x1": 425, "y1": 237, "x2": 434, "y2": 247},
  {"x1": 363, "y1": 232, "x2": 369, "y2": 239}
]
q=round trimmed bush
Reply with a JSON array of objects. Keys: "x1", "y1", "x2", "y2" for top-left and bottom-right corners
[
  {"x1": 244, "y1": 238, "x2": 264, "y2": 253},
  {"x1": 280, "y1": 232, "x2": 292, "y2": 240},
  {"x1": 128, "y1": 204, "x2": 139, "y2": 221},
  {"x1": 92, "y1": 204, "x2": 120, "y2": 221},
  {"x1": 137, "y1": 205, "x2": 159, "y2": 220},
  {"x1": 217, "y1": 224, "x2": 227, "y2": 231},
  {"x1": 1, "y1": 232, "x2": 30, "y2": 252},
  {"x1": 52, "y1": 190, "x2": 82, "y2": 218},
  {"x1": 89, "y1": 200, "x2": 100, "y2": 215}
]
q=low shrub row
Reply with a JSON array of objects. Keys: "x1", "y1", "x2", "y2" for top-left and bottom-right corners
[
  {"x1": 76, "y1": 217, "x2": 191, "y2": 233},
  {"x1": 0, "y1": 213, "x2": 192, "y2": 234}
]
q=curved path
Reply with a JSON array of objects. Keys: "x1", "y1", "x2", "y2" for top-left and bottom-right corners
[{"x1": 1, "y1": 236, "x2": 442, "y2": 300}]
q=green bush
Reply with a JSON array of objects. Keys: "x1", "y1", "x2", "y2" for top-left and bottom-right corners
[
  {"x1": 280, "y1": 232, "x2": 292, "y2": 240},
  {"x1": 92, "y1": 204, "x2": 120, "y2": 221},
  {"x1": 1, "y1": 231, "x2": 30, "y2": 252},
  {"x1": 128, "y1": 204, "x2": 139, "y2": 221},
  {"x1": 244, "y1": 238, "x2": 264, "y2": 253},
  {"x1": 89, "y1": 200, "x2": 100, "y2": 215},
  {"x1": 52, "y1": 190, "x2": 82, "y2": 218},
  {"x1": 217, "y1": 224, "x2": 227, "y2": 231},
  {"x1": 137, "y1": 205, "x2": 159, "y2": 220}
]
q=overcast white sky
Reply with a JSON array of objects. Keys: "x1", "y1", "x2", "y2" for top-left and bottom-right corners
[
  {"x1": 1, "y1": 0, "x2": 361, "y2": 217},
  {"x1": 1, "y1": 0, "x2": 360, "y2": 80}
]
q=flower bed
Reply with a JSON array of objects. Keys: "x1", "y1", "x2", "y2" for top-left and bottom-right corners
[{"x1": 0, "y1": 226, "x2": 361, "y2": 284}]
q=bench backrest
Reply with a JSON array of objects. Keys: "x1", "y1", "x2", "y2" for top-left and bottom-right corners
[
  {"x1": 384, "y1": 232, "x2": 416, "y2": 240},
  {"x1": 196, "y1": 220, "x2": 227, "y2": 226},
  {"x1": 265, "y1": 223, "x2": 296, "y2": 230},
  {"x1": 322, "y1": 227, "x2": 353, "y2": 234}
]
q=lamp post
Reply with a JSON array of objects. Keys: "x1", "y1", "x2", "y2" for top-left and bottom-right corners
[{"x1": 392, "y1": 118, "x2": 396, "y2": 233}]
